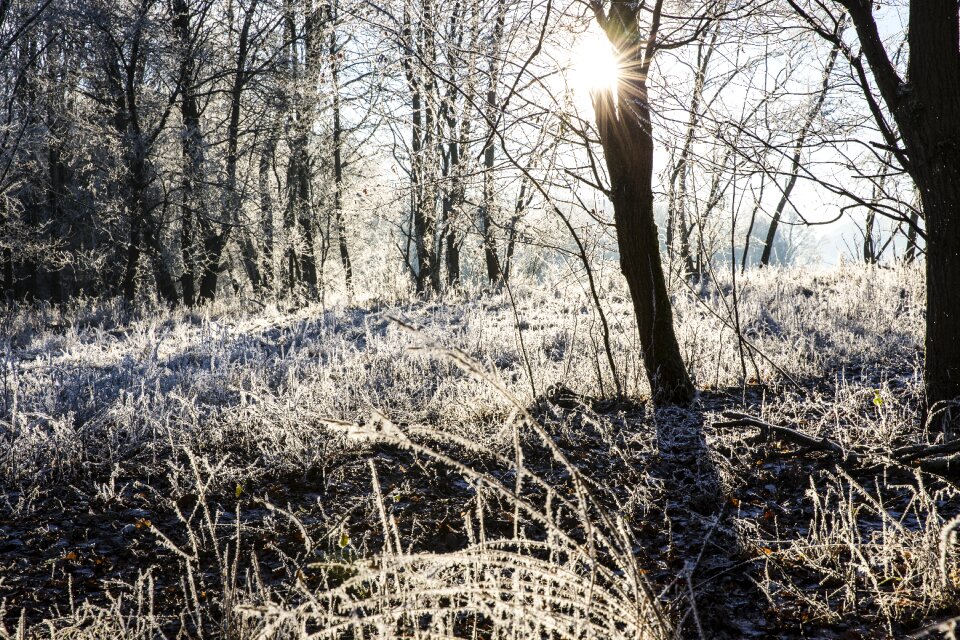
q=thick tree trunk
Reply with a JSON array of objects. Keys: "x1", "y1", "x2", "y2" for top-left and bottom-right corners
[
  {"x1": 122, "y1": 212, "x2": 141, "y2": 302},
  {"x1": 239, "y1": 236, "x2": 262, "y2": 292},
  {"x1": 295, "y1": 158, "x2": 318, "y2": 291},
  {"x1": 173, "y1": 0, "x2": 200, "y2": 306},
  {"x1": 197, "y1": 232, "x2": 225, "y2": 301},
  {"x1": 923, "y1": 188, "x2": 960, "y2": 418},
  {"x1": 144, "y1": 215, "x2": 179, "y2": 305},
  {"x1": 903, "y1": 1, "x2": 960, "y2": 419},
  {"x1": 832, "y1": 0, "x2": 960, "y2": 421},
  {"x1": 180, "y1": 208, "x2": 196, "y2": 305}
]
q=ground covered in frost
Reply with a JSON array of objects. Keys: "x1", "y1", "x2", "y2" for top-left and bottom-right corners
[{"x1": 1, "y1": 264, "x2": 958, "y2": 638}]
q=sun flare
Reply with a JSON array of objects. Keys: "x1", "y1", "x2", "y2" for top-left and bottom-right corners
[{"x1": 572, "y1": 33, "x2": 620, "y2": 94}]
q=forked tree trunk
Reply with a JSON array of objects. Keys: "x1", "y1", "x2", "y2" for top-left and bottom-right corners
[
  {"x1": 198, "y1": 0, "x2": 257, "y2": 303},
  {"x1": 592, "y1": 0, "x2": 694, "y2": 404}
]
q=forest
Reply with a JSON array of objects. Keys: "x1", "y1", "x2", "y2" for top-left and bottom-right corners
[{"x1": 1, "y1": 0, "x2": 959, "y2": 637}]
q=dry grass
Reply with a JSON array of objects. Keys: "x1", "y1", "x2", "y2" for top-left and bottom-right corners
[{"x1": 1, "y1": 262, "x2": 957, "y2": 638}]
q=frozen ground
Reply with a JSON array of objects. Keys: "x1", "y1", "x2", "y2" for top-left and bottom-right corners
[{"x1": 1, "y1": 263, "x2": 957, "y2": 638}]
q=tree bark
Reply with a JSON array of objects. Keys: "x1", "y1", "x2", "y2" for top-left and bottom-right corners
[
  {"x1": 173, "y1": 0, "x2": 201, "y2": 306},
  {"x1": 198, "y1": 0, "x2": 258, "y2": 303},
  {"x1": 479, "y1": 0, "x2": 506, "y2": 286},
  {"x1": 329, "y1": 10, "x2": 353, "y2": 296},
  {"x1": 592, "y1": 0, "x2": 694, "y2": 404},
  {"x1": 830, "y1": 0, "x2": 960, "y2": 424}
]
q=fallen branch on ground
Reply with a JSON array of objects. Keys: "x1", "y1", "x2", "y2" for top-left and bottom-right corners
[
  {"x1": 716, "y1": 411, "x2": 960, "y2": 476},
  {"x1": 716, "y1": 411, "x2": 860, "y2": 463}
]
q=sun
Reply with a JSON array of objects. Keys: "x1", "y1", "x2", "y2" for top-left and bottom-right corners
[{"x1": 572, "y1": 31, "x2": 620, "y2": 95}]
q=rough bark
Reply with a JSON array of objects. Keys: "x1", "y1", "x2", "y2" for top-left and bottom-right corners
[
  {"x1": 831, "y1": 0, "x2": 960, "y2": 425},
  {"x1": 173, "y1": 0, "x2": 201, "y2": 306}
]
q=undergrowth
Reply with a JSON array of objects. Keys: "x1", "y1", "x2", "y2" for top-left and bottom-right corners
[{"x1": 1, "y1": 263, "x2": 957, "y2": 639}]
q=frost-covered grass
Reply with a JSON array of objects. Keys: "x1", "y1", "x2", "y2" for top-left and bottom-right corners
[{"x1": 1, "y1": 262, "x2": 956, "y2": 638}]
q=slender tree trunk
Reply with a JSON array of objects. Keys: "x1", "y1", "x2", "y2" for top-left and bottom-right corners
[
  {"x1": 402, "y1": 2, "x2": 431, "y2": 294},
  {"x1": 863, "y1": 211, "x2": 876, "y2": 263},
  {"x1": 593, "y1": 0, "x2": 694, "y2": 404},
  {"x1": 46, "y1": 139, "x2": 65, "y2": 304},
  {"x1": 198, "y1": 0, "x2": 258, "y2": 302},
  {"x1": 904, "y1": 206, "x2": 920, "y2": 263},
  {"x1": 741, "y1": 178, "x2": 765, "y2": 272},
  {"x1": 329, "y1": 15, "x2": 352, "y2": 296},
  {"x1": 503, "y1": 178, "x2": 531, "y2": 283},
  {"x1": 666, "y1": 18, "x2": 720, "y2": 276},
  {"x1": 479, "y1": 0, "x2": 506, "y2": 286},
  {"x1": 421, "y1": 0, "x2": 441, "y2": 293},
  {"x1": 760, "y1": 31, "x2": 841, "y2": 266},
  {"x1": 1, "y1": 247, "x2": 11, "y2": 302},
  {"x1": 258, "y1": 137, "x2": 276, "y2": 289}
]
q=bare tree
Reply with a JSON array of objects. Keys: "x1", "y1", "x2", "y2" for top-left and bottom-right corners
[
  {"x1": 588, "y1": 0, "x2": 709, "y2": 403},
  {"x1": 759, "y1": 19, "x2": 842, "y2": 267},
  {"x1": 788, "y1": 0, "x2": 960, "y2": 427}
]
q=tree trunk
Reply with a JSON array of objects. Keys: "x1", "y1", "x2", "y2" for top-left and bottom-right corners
[
  {"x1": 479, "y1": 0, "x2": 506, "y2": 286},
  {"x1": 592, "y1": 1, "x2": 694, "y2": 403},
  {"x1": 831, "y1": 0, "x2": 960, "y2": 423},
  {"x1": 330, "y1": 17, "x2": 352, "y2": 296},
  {"x1": 144, "y1": 213, "x2": 179, "y2": 305},
  {"x1": 904, "y1": 206, "x2": 920, "y2": 263},
  {"x1": 1, "y1": 247, "x2": 11, "y2": 302},
  {"x1": 760, "y1": 31, "x2": 841, "y2": 266},
  {"x1": 173, "y1": 0, "x2": 201, "y2": 306},
  {"x1": 258, "y1": 137, "x2": 276, "y2": 289},
  {"x1": 402, "y1": 2, "x2": 433, "y2": 295},
  {"x1": 666, "y1": 19, "x2": 720, "y2": 277},
  {"x1": 198, "y1": 0, "x2": 257, "y2": 303},
  {"x1": 863, "y1": 210, "x2": 876, "y2": 263},
  {"x1": 122, "y1": 209, "x2": 141, "y2": 302}
]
